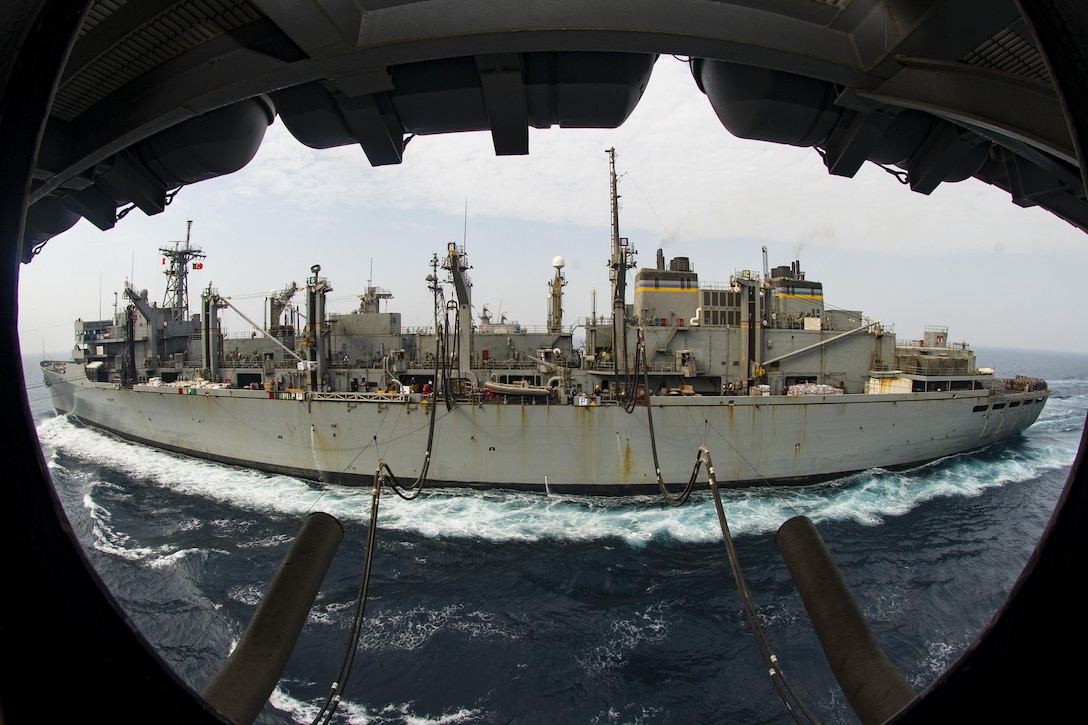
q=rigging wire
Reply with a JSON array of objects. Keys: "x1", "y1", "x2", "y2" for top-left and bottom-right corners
[
  {"x1": 621, "y1": 171, "x2": 676, "y2": 244},
  {"x1": 700, "y1": 416, "x2": 769, "y2": 486}
]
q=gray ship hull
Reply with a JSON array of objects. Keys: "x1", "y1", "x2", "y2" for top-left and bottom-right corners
[{"x1": 41, "y1": 362, "x2": 1049, "y2": 494}]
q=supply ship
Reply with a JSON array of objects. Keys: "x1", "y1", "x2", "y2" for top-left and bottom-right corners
[{"x1": 41, "y1": 155, "x2": 1050, "y2": 494}]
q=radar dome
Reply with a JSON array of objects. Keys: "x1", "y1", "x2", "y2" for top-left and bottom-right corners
[{"x1": 552, "y1": 256, "x2": 566, "y2": 269}]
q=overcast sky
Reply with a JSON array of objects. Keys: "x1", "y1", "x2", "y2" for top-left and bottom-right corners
[{"x1": 17, "y1": 56, "x2": 1088, "y2": 359}]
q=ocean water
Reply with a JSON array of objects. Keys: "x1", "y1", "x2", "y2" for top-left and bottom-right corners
[{"x1": 22, "y1": 347, "x2": 1087, "y2": 724}]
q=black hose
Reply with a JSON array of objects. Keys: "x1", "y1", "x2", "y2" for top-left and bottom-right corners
[
  {"x1": 384, "y1": 310, "x2": 445, "y2": 501},
  {"x1": 633, "y1": 328, "x2": 697, "y2": 506},
  {"x1": 310, "y1": 474, "x2": 383, "y2": 725},
  {"x1": 703, "y1": 448, "x2": 821, "y2": 724}
]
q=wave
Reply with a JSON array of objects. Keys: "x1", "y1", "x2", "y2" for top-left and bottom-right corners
[
  {"x1": 37, "y1": 407, "x2": 1080, "y2": 548},
  {"x1": 268, "y1": 685, "x2": 483, "y2": 725}
]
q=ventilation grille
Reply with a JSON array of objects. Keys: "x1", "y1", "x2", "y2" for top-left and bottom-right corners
[
  {"x1": 963, "y1": 25, "x2": 1052, "y2": 85},
  {"x1": 52, "y1": 0, "x2": 263, "y2": 122}
]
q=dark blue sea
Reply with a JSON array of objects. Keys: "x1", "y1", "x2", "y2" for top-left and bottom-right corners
[{"x1": 22, "y1": 347, "x2": 1087, "y2": 724}]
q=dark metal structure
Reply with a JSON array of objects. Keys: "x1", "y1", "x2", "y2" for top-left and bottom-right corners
[{"x1": 2, "y1": 1, "x2": 1085, "y2": 721}]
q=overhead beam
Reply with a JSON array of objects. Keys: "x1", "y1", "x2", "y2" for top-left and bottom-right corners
[
  {"x1": 848, "y1": 55, "x2": 1075, "y2": 165},
  {"x1": 34, "y1": 3, "x2": 870, "y2": 203},
  {"x1": 250, "y1": 0, "x2": 361, "y2": 58},
  {"x1": 29, "y1": 0, "x2": 1088, "y2": 235}
]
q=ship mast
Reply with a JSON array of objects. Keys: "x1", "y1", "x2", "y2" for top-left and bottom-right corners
[
  {"x1": 547, "y1": 256, "x2": 566, "y2": 333},
  {"x1": 607, "y1": 148, "x2": 635, "y2": 369},
  {"x1": 160, "y1": 220, "x2": 204, "y2": 321}
]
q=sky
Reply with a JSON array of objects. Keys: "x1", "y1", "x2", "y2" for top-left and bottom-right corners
[{"x1": 17, "y1": 55, "x2": 1088, "y2": 359}]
